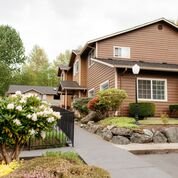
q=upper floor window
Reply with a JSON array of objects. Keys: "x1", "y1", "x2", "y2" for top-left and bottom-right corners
[
  {"x1": 138, "y1": 78, "x2": 167, "y2": 101},
  {"x1": 88, "y1": 49, "x2": 95, "y2": 67},
  {"x1": 88, "y1": 88, "x2": 95, "y2": 97},
  {"x1": 74, "y1": 60, "x2": 79, "y2": 76},
  {"x1": 100, "y1": 80, "x2": 109, "y2": 91},
  {"x1": 113, "y1": 46, "x2": 130, "y2": 58}
]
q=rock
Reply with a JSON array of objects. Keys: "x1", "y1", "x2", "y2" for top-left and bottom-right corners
[
  {"x1": 107, "y1": 125, "x2": 116, "y2": 130},
  {"x1": 163, "y1": 127, "x2": 178, "y2": 143},
  {"x1": 96, "y1": 128, "x2": 103, "y2": 136},
  {"x1": 153, "y1": 131, "x2": 167, "y2": 143},
  {"x1": 143, "y1": 129, "x2": 154, "y2": 138},
  {"x1": 102, "y1": 130, "x2": 113, "y2": 141},
  {"x1": 87, "y1": 121, "x2": 95, "y2": 126},
  {"x1": 88, "y1": 125, "x2": 100, "y2": 134},
  {"x1": 111, "y1": 127, "x2": 132, "y2": 136},
  {"x1": 111, "y1": 136, "x2": 130, "y2": 145},
  {"x1": 130, "y1": 133, "x2": 152, "y2": 143},
  {"x1": 81, "y1": 111, "x2": 99, "y2": 124}
]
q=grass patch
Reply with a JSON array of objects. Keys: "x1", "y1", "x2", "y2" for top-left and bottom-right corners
[
  {"x1": 7, "y1": 151, "x2": 111, "y2": 178},
  {"x1": 138, "y1": 118, "x2": 178, "y2": 125},
  {"x1": 28, "y1": 130, "x2": 67, "y2": 149},
  {"x1": 99, "y1": 117, "x2": 138, "y2": 128}
]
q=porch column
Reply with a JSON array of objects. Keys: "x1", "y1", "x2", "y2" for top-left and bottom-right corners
[{"x1": 65, "y1": 90, "x2": 67, "y2": 110}]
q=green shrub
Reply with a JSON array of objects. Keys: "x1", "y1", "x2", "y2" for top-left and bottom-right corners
[
  {"x1": 160, "y1": 113, "x2": 169, "y2": 124},
  {"x1": 88, "y1": 88, "x2": 127, "y2": 116},
  {"x1": 129, "y1": 103, "x2": 155, "y2": 119},
  {"x1": 169, "y1": 104, "x2": 178, "y2": 112},
  {"x1": 169, "y1": 104, "x2": 178, "y2": 117},
  {"x1": 72, "y1": 97, "x2": 91, "y2": 116}
]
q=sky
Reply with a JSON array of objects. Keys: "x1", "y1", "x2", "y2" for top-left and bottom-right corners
[{"x1": 0, "y1": 0, "x2": 177, "y2": 61}]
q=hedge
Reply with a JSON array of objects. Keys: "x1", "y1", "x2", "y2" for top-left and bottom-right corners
[
  {"x1": 169, "y1": 104, "x2": 178, "y2": 117},
  {"x1": 129, "y1": 102, "x2": 155, "y2": 119}
]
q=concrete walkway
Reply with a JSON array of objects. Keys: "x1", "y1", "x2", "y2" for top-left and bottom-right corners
[
  {"x1": 74, "y1": 125, "x2": 172, "y2": 178},
  {"x1": 20, "y1": 125, "x2": 172, "y2": 178}
]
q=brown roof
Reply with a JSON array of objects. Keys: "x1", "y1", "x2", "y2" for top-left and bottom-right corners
[
  {"x1": 58, "y1": 81, "x2": 87, "y2": 91},
  {"x1": 92, "y1": 58, "x2": 178, "y2": 72},
  {"x1": 7, "y1": 85, "x2": 57, "y2": 95}
]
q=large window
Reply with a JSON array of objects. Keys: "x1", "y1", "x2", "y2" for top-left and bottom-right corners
[
  {"x1": 138, "y1": 78, "x2": 167, "y2": 101},
  {"x1": 73, "y1": 60, "x2": 79, "y2": 75},
  {"x1": 113, "y1": 46, "x2": 130, "y2": 58},
  {"x1": 88, "y1": 88, "x2": 95, "y2": 97},
  {"x1": 100, "y1": 80, "x2": 109, "y2": 91}
]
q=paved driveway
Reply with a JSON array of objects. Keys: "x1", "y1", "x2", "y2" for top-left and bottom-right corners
[{"x1": 139, "y1": 153, "x2": 178, "y2": 178}]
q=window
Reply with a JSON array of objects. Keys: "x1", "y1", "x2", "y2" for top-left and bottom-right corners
[
  {"x1": 138, "y1": 78, "x2": 167, "y2": 101},
  {"x1": 74, "y1": 60, "x2": 79, "y2": 75},
  {"x1": 88, "y1": 49, "x2": 95, "y2": 67},
  {"x1": 88, "y1": 88, "x2": 95, "y2": 97},
  {"x1": 113, "y1": 46, "x2": 130, "y2": 58},
  {"x1": 53, "y1": 95, "x2": 60, "y2": 100},
  {"x1": 100, "y1": 80, "x2": 109, "y2": 91}
]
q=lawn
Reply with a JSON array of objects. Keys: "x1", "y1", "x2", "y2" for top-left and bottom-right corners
[
  {"x1": 99, "y1": 117, "x2": 138, "y2": 128},
  {"x1": 138, "y1": 118, "x2": 178, "y2": 125}
]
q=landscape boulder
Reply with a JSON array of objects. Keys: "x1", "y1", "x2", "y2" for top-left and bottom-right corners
[
  {"x1": 111, "y1": 135, "x2": 130, "y2": 145},
  {"x1": 153, "y1": 131, "x2": 167, "y2": 143},
  {"x1": 163, "y1": 127, "x2": 178, "y2": 143},
  {"x1": 111, "y1": 127, "x2": 132, "y2": 136},
  {"x1": 81, "y1": 111, "x2": 99, "y2": 124},
  {"x1": 102, "y1": 130, "x2": 113, "y2": 141},
  {"x1": 130, "y1": 133, "x2": 152, "y2": 143}
]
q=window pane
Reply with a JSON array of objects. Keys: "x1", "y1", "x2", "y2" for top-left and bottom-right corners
[
  {"x1": 101, "y1": 82, "x2": 109, "y2": 90},
  {"x1": 152, "y1": 80, "x2": 165, "y2": 100},
  {"x1": 138, "y1": 80, "x2": 151, "y2": 99}
]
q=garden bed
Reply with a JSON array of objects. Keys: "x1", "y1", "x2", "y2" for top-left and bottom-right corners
[{"x1": 2, "y1": 151, "x2": 111, "y2": 178}]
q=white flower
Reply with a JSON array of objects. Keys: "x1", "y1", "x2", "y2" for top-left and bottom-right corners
[
  {"x1": 7, "y1": 103, "x2": 14, "y2": 110},
  {"x1": 16, "y1": 105, "x2": 22, "y2": 111},
  {"x1": 40, "y1": 131, "x2": 46, "y2": 139},
  {"x1": 15, "y1": 91, "x2": 22, "y2": 95},
  {"x1": 19, "y1": 99, "x2": 26, "y2": 104},
  {"x1": 29, "y1": 128, "x2": 36, "y2": 135},
  {"x1": 31, "y1": 113, "x2": 37, "y2": 121},
  {"x1": 13, "y1": 119, "x2": 21, "y2": 126},
  {"x1": 47, "y1": 117, "x2": 55, "y2": 123},
  {"x1": 27, "y1": 114, "x2": 31, "y2": 119},
  {"x1": 53, "y1": 112, "x2": 61, "y2": 119}
]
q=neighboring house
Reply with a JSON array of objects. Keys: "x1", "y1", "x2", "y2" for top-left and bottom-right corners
[
  {"x1": 58, "y1": 18, "x2": 178, "y2": 116},
  {"x1": 7, "y1": 85, "x2": 60, "y2": 106}
]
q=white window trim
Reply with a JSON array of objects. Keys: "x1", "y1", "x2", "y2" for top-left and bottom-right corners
[
  {"x1": 88, "y1": 88, "x2": 95, "y2": 97},
  {"x1": 113, "y1": 46, "x2": 130, "y2": 58},
  {"x1": 100, "y1": 80, "x2": 109, "y2": 91},
  {"x1": 137, "y1": 77, "x2": 167, "y2": 102},
  {"x1": 88, "y1": 49, "x2": 95, "y2": 68},
  {"x1": 73, "y1": 59, "x2": 79, "y2": 76}
]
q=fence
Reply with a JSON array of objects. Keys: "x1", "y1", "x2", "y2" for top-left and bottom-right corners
[{"x1": 27, "y1": 106, "x2": 74, "y2": 150}]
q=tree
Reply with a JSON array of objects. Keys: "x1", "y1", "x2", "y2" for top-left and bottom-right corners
[
  {"x1": 13, "y1": 45, "x2": 59, "y2": 87},
  {"x1": 0, "y1": 25, "x2": 25, "y2": 95},
  {"x1": 0, "y1": 92, "x2": 61, "y2": 164},
  {"x1": 53, "y1": 50, "x2": 71, "y2": 66}
]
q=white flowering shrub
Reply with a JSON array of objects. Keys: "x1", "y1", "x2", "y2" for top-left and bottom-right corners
[{"x1": 0, "y1": 91, "x2": 61, "y2": 164}]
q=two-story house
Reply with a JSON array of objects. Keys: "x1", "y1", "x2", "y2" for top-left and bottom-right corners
[{"x1": 58, "y1": 18, "x2": 178, "y2": 116}]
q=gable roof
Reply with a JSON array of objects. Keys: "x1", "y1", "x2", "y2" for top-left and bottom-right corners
[
  {"x1": 92, "y1": 58, "x2": 178, "y2": 72},
  {"x1": 81, "y1": 18, "x2": 178, "y2": 55},
  {"x1": 7, "y1": 85, "x2": 57, "y2": 95},
  {"x1": 59, "y1": 81, "x2": 87, "y2": 91}
]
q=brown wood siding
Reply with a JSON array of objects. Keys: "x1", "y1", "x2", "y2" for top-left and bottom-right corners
[
  {"x1": 97, "y1": 22, "x2": 178, "y2": 64},
  {"x1": 80, "y1": 57, "x2": 87, "y2": 87},
  {"x1": 118, "y1": 70, "x2": 178, "y2": 116},
  {"x1": 88, "y1": 62, "x2": 115, "y2": 94}
]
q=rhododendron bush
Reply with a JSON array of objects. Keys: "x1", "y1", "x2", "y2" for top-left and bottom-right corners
[{"x1": 0, "y1": 91, "x2": 61, "y2": 164}]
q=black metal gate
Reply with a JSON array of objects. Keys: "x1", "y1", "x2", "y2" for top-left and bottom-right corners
[{"x1": 27, "y1": 107, "x2": 74, "y2": 150}]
